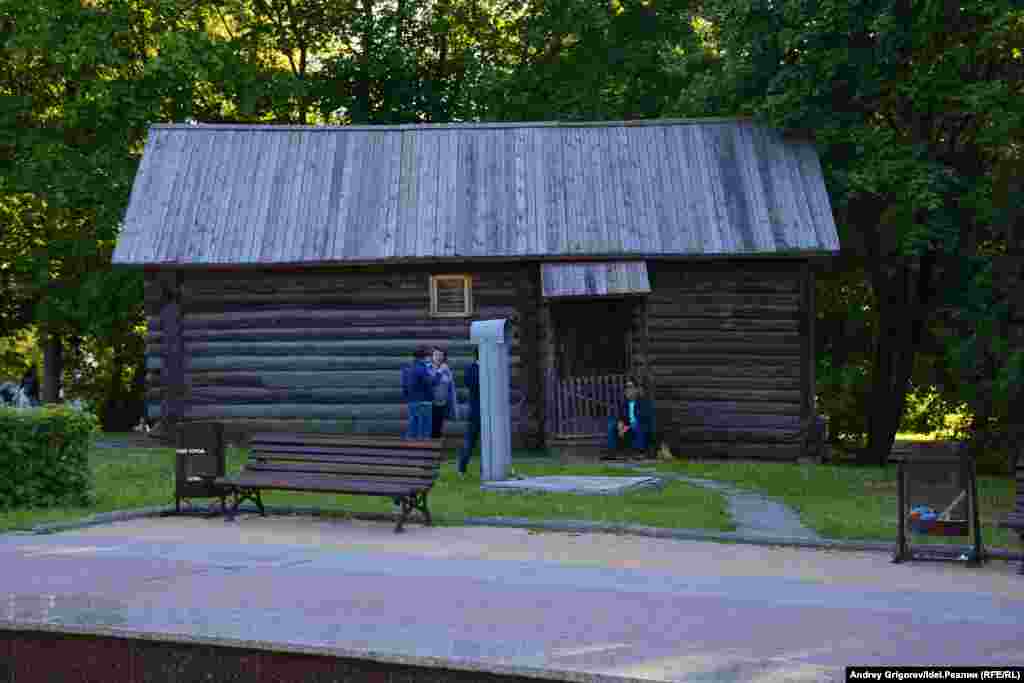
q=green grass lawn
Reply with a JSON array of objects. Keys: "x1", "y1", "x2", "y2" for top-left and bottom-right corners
[
  {"x1": 1, "y1": 438, "x2": 1018, "y2": 554},
  {"x1": 652, "y1": 459, "x2": 1019, "y2": 550},
  {"x1": 0, "y1": 444, "x2": 732, "y2": 535}
]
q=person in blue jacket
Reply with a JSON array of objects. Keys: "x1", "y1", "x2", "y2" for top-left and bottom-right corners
[
  {"x1": 607, "y1": 377, "x2": 655, "y2": 455},
  {"x1": 404, "y1": 345, "x2": 438, "y2": 440},
  {"x1": 456, "y1": 348, "x2": 481, "y2": 477},
  {"x1": 396, "y1": 345, "x2": 439, "y2": 512}
]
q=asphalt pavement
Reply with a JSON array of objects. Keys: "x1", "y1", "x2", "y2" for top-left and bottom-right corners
[{"x1": 2, "y1": 515, "x2": 1022, "y2": 682}]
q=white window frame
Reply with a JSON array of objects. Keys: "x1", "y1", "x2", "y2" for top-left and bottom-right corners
[{"x1": 429, "y1": 274, "x2": 473, "y2": 318}]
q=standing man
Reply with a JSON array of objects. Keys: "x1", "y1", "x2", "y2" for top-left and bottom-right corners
[
  {"x1": 406, "y1": 346, "x2": 437, "y2": 440},
  {"x1": 456, "y1": 348, "x2": 481, "y2": 477},
  {"x1": 606, "y1": 377, "x2": 655, "y2": 457},
  {"x1": 396, "y1": 345, "x2": 439, "y2": 514}
]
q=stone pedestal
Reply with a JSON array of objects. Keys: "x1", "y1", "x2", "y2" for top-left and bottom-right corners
[{"x1": 471, "y1": 319, "x2": 511, "y2": 482}]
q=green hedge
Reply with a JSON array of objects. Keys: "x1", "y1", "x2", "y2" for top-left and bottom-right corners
[{"x1": 0, "y1": 405, "x2": 99, "y2": 509}]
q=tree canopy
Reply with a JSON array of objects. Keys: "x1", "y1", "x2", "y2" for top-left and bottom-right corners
[{"x1": 0, "y1": 0, "x2": 1020, "y2": 451}]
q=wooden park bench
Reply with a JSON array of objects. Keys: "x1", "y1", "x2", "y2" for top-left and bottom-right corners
[
  {"x1": 998, "y1": 453, "x2": 1024, "y2": 573},
  {"x1": 214, "y1": 433, "x2": 445, "y2": 533}
]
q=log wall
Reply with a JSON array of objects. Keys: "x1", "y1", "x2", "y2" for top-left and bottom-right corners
[
  {"x1": 646, "y1": 260, "x2": 809, "y2": 460},
  {"x1": 144, "y1": 265, "x2": 538, "y2": 447}
]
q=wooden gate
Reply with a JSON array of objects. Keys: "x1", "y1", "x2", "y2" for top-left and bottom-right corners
[{"x1": 544, "y1": 369, "x2": 628, "y2": 438}]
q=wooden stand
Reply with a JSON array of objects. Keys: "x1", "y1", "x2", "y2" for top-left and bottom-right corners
[{"x1": 893, "y1": 450, "x2": 985, "y2": 566}]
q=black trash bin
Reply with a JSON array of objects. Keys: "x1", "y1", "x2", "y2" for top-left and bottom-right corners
[{"x1": 175, "y1": 422, "x2": 228, "y2": 515}]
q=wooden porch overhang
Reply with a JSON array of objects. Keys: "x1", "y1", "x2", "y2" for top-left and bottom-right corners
[{"x1": 541, "y1": 261, "x2": 651, "y2": 299}]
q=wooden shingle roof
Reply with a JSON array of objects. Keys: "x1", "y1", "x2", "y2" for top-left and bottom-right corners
[
  {"x1": 112, "y1": 119, "x2": 840, "y2": 266},
  {"x1": 541, "y1": 262, "x2": 651, "y2": 298}
]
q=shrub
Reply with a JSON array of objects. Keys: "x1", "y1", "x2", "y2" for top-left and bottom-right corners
[{"x1": 0, "y1": 404, "x2": 100, "y2": 509}]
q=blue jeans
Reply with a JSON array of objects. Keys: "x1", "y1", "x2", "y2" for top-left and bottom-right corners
[
  {"x1": 607, "y1": 416, "x2": 647, "y2": 450},
  {"x1": 457, "y1": 415, "x2": 481, "y2": 474},
  {"x1": 406, "y1": 402, "x2": 433, "y2": 440}
]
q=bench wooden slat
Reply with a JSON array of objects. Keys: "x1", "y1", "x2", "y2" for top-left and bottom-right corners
[
  {"x1": 250, "y1": 445, "x2": 443, "y2": 463},
  {"x1": 251, "y1": 453, "x2": 440, "y2": 469},
  {"x1": 245, "y1": 461, "x2": 438, "y2": 479},
  {"x1": 249, "y1": 434, "x2": 442, "y2": 450},
  {"x1": 216, "y1": 472, "x2": 418, "y2": 496}
]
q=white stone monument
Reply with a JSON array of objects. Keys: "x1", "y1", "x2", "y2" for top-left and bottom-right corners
[{"x1": 470, "y1": 319, "x2": 511, "y2": 482}]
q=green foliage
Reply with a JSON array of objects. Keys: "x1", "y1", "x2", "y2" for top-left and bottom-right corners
[
  {"x1": 0, "y1": 404, "x2": 99, "y2": 509},
  {"x1": 897, "y1": 385, "x2": 964, "y2": 436},
  {"x1": 0, "y1": 326, "x2": 41, "y2": 383},
  {"x1": 672, "y1": 0, "x2": 1022, "y2": 463},
  {"x1": 816, "y1": 354, "x2": 870, "y2": 446}
]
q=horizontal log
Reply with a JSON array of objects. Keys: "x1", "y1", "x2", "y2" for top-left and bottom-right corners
[
  {"x1": 646, "y1": 294, "x2": 801, "y2": 307},
  {"x1": 647, "y1": 311, "x2": 798, "y2": 325},
  {"x1": 161, "y1": 386, "x2": 473, "y2": 405},
  {"x1": 148, "y1": 408, "x2": 473, "y2": 437},
  {"x1": 181, "y1": 369, "x2": 524, "y2": 389},
  {"x1": 647, "y1": 343, "x2": 799, "y2": 356},
  {"x1": 150, "y1": 355, "x2": 519, "y2": 372},
  {"x1": 651, "y1": 388, "x2": 802, "y2": 403},
  {"x1": 168, "y1": 325, "x2": 488, "y2": 343},
  {"x1": 672, "y1": 413, "x2": 804, "y2": 429},
  {"x1": 647, "y1": 332, "x2": 802, "y2": 346},
  {"x1": 179, "y1": 402, "x2": 408, "y2": 420},
  {"x1": 165, "y1": 411, "x2": 528, "y2": 432},
  {"x1": 666, "y1": 442, "x2": 803, "y2": 460},
  {"x1": 176, "y1": 278, "x2": 516, "y2": 293},
  {"x1": 674, "y1": 428, "x2": 803, "y2": 443},
  {"x1": 650, "y1": 271, "x2": 800, "y2": 293},
  {"x1": 174, "y1": 296, "x2": 522, "y2": 312},
  {"x1": 650, "y1": 375, "x2": 801, "y2": 390},
  {"x1": 174, "y1": 283, "x2": 522, "y2": 298},
  {"x1": 647, "y1": 318, "x2": 799, "y2": 333},
  {"x1": 167, "y1": 307, "x2": 519, "y2": 331},
  {"x1": 651, "y1": 362, "x2": 800, "y2": 374},
  {"x1": 178, "y1": 270, "x2": 524, "y2": 288},
  {"x1": 649, "y1": 358, "x2": 801, "y2": 371},
  {"x1": 158, "y1": 416, "x2": 531, "y2": 449},
  {"x1": 181, "y1": 339, "x2": 479, "y2": 357},
  {"x1": 653, "y1": 399, "x2": 801, "y2": 416}
]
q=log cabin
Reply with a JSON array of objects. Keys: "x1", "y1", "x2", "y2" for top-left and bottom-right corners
[{"x1": 112, "y1": 118, "x2": 841, "y2": 460}]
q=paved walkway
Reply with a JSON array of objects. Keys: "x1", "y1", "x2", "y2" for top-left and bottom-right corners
[
  {"x1": 607, "y1": 465, "x2": 821, "y2": 540},
  {"x1": 3, "y1": 517, "x2": 1021, "y2": 683}
]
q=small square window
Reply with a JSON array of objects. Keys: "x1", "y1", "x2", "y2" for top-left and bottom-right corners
[{"x1": 430, "y1": 275, "x2": 473, "y2": 317}]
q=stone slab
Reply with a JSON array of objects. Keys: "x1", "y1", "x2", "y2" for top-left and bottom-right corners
[{"x1": 480, "y1": 476, "x2": 663, "y2": 496}]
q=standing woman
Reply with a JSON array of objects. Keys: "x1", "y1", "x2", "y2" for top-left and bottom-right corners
[{"x1": 430, "y1": 347, "x2": 456, "y2": 438}]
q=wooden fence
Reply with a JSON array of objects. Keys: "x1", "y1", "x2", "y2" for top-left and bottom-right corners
[{"x1": 544, "y1": 369, "x2": 628, "y2": 437}]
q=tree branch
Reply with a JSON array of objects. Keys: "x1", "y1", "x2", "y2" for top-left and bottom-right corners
[{"x1": 214, "y1": 5, "x2": 236, "y2": 41}]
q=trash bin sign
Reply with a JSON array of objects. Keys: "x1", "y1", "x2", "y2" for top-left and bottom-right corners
[
  {"x1": 175, "y1": 422, "x2": 227, "y2": 514},
  {"x1": 894, "y1": 450, "x2": 984, "y2": 566}
]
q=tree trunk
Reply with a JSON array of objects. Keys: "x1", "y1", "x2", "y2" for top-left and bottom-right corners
[
  {"x1": 42, "y1": 333, "x2": 62, "y2": 403},
  {"x1": 861, "y1": 256, "x2": 937, "y2": 466},
  {"x1": 103, "y1": 341, "x2": 126, "y2": 431}
]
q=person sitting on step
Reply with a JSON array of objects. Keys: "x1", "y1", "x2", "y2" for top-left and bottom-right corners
[{"x1": 606, "y1": 377, "x2": 654, "y2": 457}]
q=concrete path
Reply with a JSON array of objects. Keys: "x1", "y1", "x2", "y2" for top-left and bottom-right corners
[
  {"x1": 608, "y1": 465, "x2": 821, "y2": 540},
  {"x1": 669, "y1": 475, "x2": 821, "y2": 541},
  {"x1": 3, "y1": 516, "x2": 1022, "y2": 682}
]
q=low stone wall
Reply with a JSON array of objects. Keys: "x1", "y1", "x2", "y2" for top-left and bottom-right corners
[{"x1": 0, "y1": 628, "x2": 568, "y2": 683}]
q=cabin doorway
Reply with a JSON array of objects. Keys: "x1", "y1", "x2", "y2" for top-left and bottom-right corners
[
  {"x1": 552, "y1": 299, "x2": 633, "y2": 378},
  {"x1": 546, "y1": 298, "x2": 637, "y2": 440}
]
